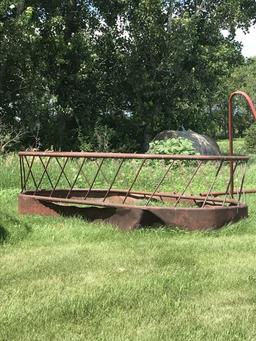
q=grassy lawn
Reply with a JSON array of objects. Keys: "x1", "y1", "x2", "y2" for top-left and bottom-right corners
[
  {"x1": 217, "y1": 138, "x2": 247, "y2": 155},
  {"x1": 1, "y1": 149, "x2": 256, "y2": 340}
]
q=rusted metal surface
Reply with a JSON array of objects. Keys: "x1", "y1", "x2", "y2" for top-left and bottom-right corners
[
  {"x1": 18, "y1": 151, "x2": 248, "y2": 230},
  {"x1": 18, "y1": 192, "x2": 247, "y2": 231},
  {"x1": 18, "y1": 150, "x2": 249, "y2": 160},
  {"x1": 228, "y1": 91, "x2": 256, "y2": 196}
]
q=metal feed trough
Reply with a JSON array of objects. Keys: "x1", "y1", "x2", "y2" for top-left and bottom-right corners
[
  {"x1": 18, "y1": 91, "x2": 256, "y2": 231},
  {"x1": 18, "y1": 152, "x2": 248, "y2": 230}
]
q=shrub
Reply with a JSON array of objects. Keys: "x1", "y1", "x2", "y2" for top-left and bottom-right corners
[
  {"x1": 78, "y1": 132, "x2": 93, "y2": 152},
  {"x1": 0, "y1": 121, "x2": 24, "y2": 154},
  {"x1": 78, "y1": 122, "x2": 114, "y2": 152},
  {"x1": 245, "y1": 122, "x2": 256, "y2": 153},
  {"x1": 147, "y1": 137, "x2": 198, "y2": 155}
]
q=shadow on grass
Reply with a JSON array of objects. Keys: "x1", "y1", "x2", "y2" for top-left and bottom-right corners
[
  {"x1": 0, "y1": 211, "x2": 32, "y2": 244},
  {"x1": 0, "y1": 224, "x2": 9, "y2": 242}
]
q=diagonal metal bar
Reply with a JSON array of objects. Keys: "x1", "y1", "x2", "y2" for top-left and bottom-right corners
[
  {"x1": 197, "y1": 160, "x2": 217, "y2": 196},
  {"x1": 34, "y1": 156, "x2": 51, "y2": 195},
  {"x1": 238, "y1": 162, "x2": 247, "y2": 202},
  {"x1": 146, "y1": 160, "x2": 175, "y2": 206},
  {"x1": 103, "y1": 159, "x2": 124, "y2": 202},
  {"x1": 222, "y1": 161, "x2": 238, "y2": 206},
  {"x1": 175, "y1": 161, "x2": 203, "y2": 207},
  {"x1": 55, "y1": 158, "x2": 73, "y2": 188},
  {"x1": 95, "y1": 158, "x2": 109, "y2": 184},
  {"x1": 75, "y1": 158, "x2": 91, "y2": 187},
  {"x1": 202, "y1": 160, "x2": 224, "y2": 208},
  {"x1": 50, "y1": 157, "x2": 69, "y2": 197},
  {"x1": 236, "y1": 161, "x2": 242, "y2": 198},
  {"x1": 84, "y1": 158, "x2": 104, "y2": 200},
  {"x1": 66, "y1": 158, "x2": 86, "y2": 198},
  {"x1": 24, "y1": 156, "x2": 37, "y2": 190},
  {"x1": 33, "y1": 157, "x2": 53, "y2": 194},
  {"x1": 123, "y1": 159, "x2": 146, "y2": 204},
  {"x1": 186, "y1": 160, "x2": 203, "y2": 195}
]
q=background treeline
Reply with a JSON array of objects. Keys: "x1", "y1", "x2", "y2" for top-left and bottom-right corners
[{"x1": 0, "y1": 0, "x2": 256, "y2": 152}]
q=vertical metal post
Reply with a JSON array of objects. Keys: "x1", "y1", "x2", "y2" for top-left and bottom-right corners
[
  {"x1": 24, "y1": 156, "x2": 37, "y2": 189},
  {"x1": 228, "y1": 94, "x2": 234, "y2": 197},
  {"x1": 19, "y1": 156, "x2": 24, "y2": 192},
  {"x1": 21, "y1": 156, "x2": 26, "y2": 191}
]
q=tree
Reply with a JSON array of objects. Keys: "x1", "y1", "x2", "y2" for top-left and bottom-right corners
[
  {"x1": 228, "y1": 57, "x2": 256, "y2": 136},
  {"x1": 0, "y1": 0, "x2": 256, "y2": 151}
]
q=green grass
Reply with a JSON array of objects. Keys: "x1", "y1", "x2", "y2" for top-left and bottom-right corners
[
  {"x1": 217, "y1": 138, "x2": 247, "y2": 155},
  {"x1": 1, "y1": 148, "x2": 256, "y2": 340}
]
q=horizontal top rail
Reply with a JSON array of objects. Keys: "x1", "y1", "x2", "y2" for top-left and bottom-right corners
[
  {"x1": 18, "y1": 151, "x2": 249, "y2": 161},
  {"x1": 22, "y1": 193, "x2": 243, "y2": 210}
]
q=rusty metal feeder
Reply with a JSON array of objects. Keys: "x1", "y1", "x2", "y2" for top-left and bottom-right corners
[{"x1": 18, "y1": 91, "x2": 256, "y2": 231}]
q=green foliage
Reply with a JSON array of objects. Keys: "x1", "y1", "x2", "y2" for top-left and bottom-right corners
[
  {"x1": 222, "y1": 58, "x2": 256, "y2": 138},
  {"x1": 0, "y1": 1, "x2": 256, "y2": 150},
  {"x1": 245, "y1": 122, "x2": 256, "y2": 153},
  {"x1": 229, "y1": 58, "x2": 256, "y2": 103},
  {"x1": 0, "y1": 121, "x2": 24, "y2": 153},
  {"x1": 77, "y1": 131, "x2": 93, "y2": 152},
  {"x1": 148, "y1": 138, "x2": 198, "y2": 155}
]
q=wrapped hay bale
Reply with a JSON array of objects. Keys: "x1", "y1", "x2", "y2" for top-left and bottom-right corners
[{"x1": 153, "y1": 129, "x2": 221, "y2": 155}]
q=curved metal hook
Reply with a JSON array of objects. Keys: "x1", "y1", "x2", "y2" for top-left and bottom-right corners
[{"x1": 228, "y1": 90, "x2": 256, "y2": 196}]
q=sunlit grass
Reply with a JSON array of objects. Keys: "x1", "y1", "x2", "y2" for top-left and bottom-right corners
[
  {"x1": 217, "y1": 138, "x2": 247, "y2": 155},
  {"x1": 1, "y1": 146, "x2": 256, "y2": 340}
]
